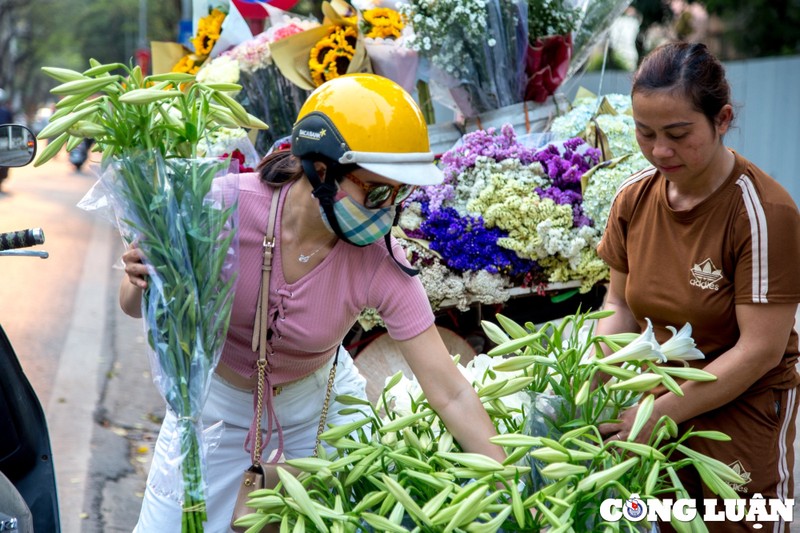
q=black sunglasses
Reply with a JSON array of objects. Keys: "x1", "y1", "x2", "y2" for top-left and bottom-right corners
[{"x1": 344, "y1": 172, "x2": 416, "y2": 209}]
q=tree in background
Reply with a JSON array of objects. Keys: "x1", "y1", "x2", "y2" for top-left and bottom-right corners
[
  {"x1": 1, "y1": 0, "x2": 181, "y2": 123},
  {"x1": 702, "y1": 0, "x2": 800, "y2": 58}
]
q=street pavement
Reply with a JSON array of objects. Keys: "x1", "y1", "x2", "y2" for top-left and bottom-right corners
[{"x1": 48, "y1": 190, "x2": 800, "y2": 531}]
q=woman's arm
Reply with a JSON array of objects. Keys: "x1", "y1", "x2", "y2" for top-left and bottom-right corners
[
  {"x1": 119, "y1": 244, "x2": 147, "y2": 318},
  {"x1": 652, "y1": 302, "x2": 796, "y2": 424},
  {"x1": 397, "y1": 325, "x2": 506, "y2": 463},
  {"x1": 600, "y1": 302, "x2": 797, "y2": 441}
]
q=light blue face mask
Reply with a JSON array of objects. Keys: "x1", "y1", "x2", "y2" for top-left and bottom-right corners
[{"x1": 319, "y1": 190, "x2": 396, "y2": 246}]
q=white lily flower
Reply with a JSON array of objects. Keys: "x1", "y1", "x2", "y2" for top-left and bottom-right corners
[
  {"x1": 595, "y1": 319, "x2": 667, "y2": 365},
  {"x1": 659, "y1": 323, "x2": 705, "y2": 365},
  {"x1": 384, "y1": 374, "x2": 422, "y2": 417}
]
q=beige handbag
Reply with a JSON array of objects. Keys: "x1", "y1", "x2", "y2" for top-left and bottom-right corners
[{"x1": 230, "y1": 187, "x2": 337, "y2": 532}]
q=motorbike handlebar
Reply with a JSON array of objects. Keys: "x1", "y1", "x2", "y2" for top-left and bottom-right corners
[{"x1": 0, "y1": 228, "x2": 45, "y2": 251}]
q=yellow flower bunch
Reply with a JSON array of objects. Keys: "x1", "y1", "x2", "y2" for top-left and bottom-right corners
[
  {"x1": 361, "y1": 7, "x2": 405, "y2": 39},
  {"x1": 192, "y1": 8, "x2": 226, "y2": 56},
  {"x1": 171, "y1": 8, "x2": 226, "y2": 75},
  {"x1": 308, "y1": 25, "x2": 358, "y2": 86},
  {"x1": 172, "y1": 54, "x2": 202, "y2": 75}
]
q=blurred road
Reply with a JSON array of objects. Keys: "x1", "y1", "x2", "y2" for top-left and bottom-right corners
[{"x1": 0, "y1": 145, "x2": 162, "y2": 533}]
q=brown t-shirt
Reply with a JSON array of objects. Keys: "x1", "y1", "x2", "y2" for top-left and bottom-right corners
[{"x1": 598, "y1": 151, "x2": 800, "y2": 391}]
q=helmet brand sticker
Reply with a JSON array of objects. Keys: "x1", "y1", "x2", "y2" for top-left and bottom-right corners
[{"x1": 298, "y1": 128, "x2": 326, "y2": 141}]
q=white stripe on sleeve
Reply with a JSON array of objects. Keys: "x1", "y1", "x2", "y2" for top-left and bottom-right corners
[{"x1": 736, "y1": 176, "x2": 769, "y2": 303}]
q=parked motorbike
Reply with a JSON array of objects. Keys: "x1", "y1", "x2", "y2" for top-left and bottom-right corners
[
  {"x1": 0, "y1": 124, "x2": 60, "y2": 532},
  {"x1": 0, "y1": 124, "x2": 35, "y2": 192},
  {"x1": 68, "y1": 137, "x2": 94, "y2": 172}
]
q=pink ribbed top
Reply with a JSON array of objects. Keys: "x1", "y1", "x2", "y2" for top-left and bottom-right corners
[{"x1": 218, "y1": 172, "x2": 434, "y2": 385}]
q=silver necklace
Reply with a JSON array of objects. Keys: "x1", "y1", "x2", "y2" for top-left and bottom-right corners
[{"x1": 298, "y1": 238, "x2": 334, "y2": 263}]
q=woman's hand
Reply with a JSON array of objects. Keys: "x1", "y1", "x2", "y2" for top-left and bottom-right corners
[
  {"x1": 119, "y1": 243, "x2": 147, "y2": 318},
  {"x1": 122, "y1": 243, "x2": 148, "y2": 289},
  {"x1": 598, "y1": 401, "x2": 661, "y2": 445}
]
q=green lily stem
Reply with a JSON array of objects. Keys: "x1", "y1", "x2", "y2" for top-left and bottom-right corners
[{"x1": 416, "y1": 80, "x2": 435, "y2": 126}]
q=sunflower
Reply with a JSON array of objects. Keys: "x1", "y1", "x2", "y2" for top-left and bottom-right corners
[
  {"x1": 361, "y1": 7, "x2": 404, "y2": 40},
  {"x1": 172, "y1": 54, "x2": 201, "y2": 75},
  {"x1": 308, "y1": 25, "x2": 357, "y2": 87},
  {"x1": 192, "y1": 8, "x2": 226, "y2": 56}
]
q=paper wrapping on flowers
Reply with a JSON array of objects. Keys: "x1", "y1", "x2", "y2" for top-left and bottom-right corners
[
  {"x1": 79, "y1": 152, "x2": 240, "y2": 510},
  {"x1": 270, "y1": 0, "x2": 372, "y2": 91},
  {"x1": 524, "y1": 33, "x2": 572, "y2": 103}
]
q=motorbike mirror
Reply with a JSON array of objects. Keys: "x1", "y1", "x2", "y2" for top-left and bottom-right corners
[{"x1": 0, "y1": 124, "x2": 37, "y2": 168}]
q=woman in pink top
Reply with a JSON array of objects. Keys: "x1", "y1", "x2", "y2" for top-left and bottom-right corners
[{"x1": 120, "y1": 74, "x2": 505, "y2": 532}]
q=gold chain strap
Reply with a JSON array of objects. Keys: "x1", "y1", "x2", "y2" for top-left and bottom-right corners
[
  {"x1": 252, "y1": 359, "x2": 267, "y2": 465},
  {"x1": 253, "y1": 354, "x2": 338, "y2": 462},
  {"x1": 315, "y1": 362, "x2": 338, "y2": 455}
]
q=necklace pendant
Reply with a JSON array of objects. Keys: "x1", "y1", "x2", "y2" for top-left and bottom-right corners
[{"x1": 298, "y1": 254, "x2": 311, "y2": 263}]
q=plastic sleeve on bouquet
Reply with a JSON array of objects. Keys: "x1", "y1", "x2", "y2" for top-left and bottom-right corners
[
  {"x1": 363, "y1": 38, "x2": 419, "y2": 94},
  {"x1": 83, "y1": 152, "x2": 240, "y2": 526}
]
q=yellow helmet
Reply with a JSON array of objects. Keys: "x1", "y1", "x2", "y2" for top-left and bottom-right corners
[{"x1": 291, "y1": 73, "x2": 443, "y2": 186}]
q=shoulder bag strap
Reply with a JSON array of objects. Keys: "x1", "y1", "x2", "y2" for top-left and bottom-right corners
[{"x1": 249, "y1": 185, "x2": 338, "y2": 463}]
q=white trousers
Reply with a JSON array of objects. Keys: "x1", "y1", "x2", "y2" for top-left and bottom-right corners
[{"x1": 134, "y1": 347, "x2": 369, "y2": 533}]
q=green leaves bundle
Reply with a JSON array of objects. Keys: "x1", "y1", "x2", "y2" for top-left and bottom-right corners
[{"x1": 35, "y1": 59, "x2": 267, "y2": 532}]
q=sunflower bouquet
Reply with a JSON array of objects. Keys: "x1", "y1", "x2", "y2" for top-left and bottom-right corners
[
  {"x1": 158, "y1": 1, "x2": 251, "y2": 76},
  {"x1": 270, "y1": 0, "x2": 372, "y2": 91},
  {"x1": 308, "y1": 23, "x2": 360, "y2": 86},
  {"x1": 355, "y1": 3, "x2": 421, "y2": 94}
]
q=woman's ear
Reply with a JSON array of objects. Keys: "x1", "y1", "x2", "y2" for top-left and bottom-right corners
[
  {"x1": 314, "y1": 161, "x2": 327, "y2": 180},
  {"x1": 715, "y1": 104, "x2": 734, "y2": 135}
]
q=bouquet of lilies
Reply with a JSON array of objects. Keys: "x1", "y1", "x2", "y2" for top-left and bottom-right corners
[
  {"x1": 33, "y1": 59, "x2": 267, "y2": 532},
  {"x1": 235, "y1": 309, "x2": 742, "y2": 531},
  {"x1": 478, "y1": 309, "x2": 744, "y2": 531}
]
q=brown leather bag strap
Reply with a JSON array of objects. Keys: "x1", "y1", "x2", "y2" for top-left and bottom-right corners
[
  {"x1": 251, "y1": 190, "x2": 280, "y2": 362},
  {"x1": 248, "y1": 185, "x2": 338, "y2": 461}
]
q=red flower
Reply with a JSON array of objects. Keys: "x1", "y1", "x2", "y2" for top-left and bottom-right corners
[
  {"x1": 221, "y1": 149, "x2": 254, "y2": 172},
  {"x1": 524, "y1": 34, "x2": 572, "y2": 103}
]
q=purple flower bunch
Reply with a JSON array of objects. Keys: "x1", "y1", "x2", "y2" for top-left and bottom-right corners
[
  {"x1": 410, "y1": 124, "x2": 537, "y2": 210},
  {"x1": 533, "y1": 137, "x2": 600, "y2": 227},
  {"x1": 441, "y1": 124, "x2": 538, "y2": 180},
  {"x1": 418, "y1": 205, "x2": 537, "y2": 278}
]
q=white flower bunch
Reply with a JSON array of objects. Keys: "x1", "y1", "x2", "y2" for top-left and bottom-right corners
[
  {"x1": 550, "y1": 93, "x2": 632, "y2": 140},
  {"x1": 398, "y1": 0, "x2": 490, "y2": 78},
  {"x1": 399, "y1": 238, "x2": 470, "y2": 310},
  {"x1": 196, "y1": 55, "x2": 241, "y2": 86},
  {"x1": 582, "y1": 151, "x2": 649, "y2": 231},
  {"x1": 453, "y1": 157, "x2": 547, "y2": 215}
]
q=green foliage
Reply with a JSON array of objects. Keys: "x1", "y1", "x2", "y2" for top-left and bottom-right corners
[{"x1": 702, "y1": 0, "x2": 800, "y2": 57}]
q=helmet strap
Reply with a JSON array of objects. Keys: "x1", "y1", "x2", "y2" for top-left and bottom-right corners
[{"x1": 385, "y1": 209, "x2": 418, "y2": 277}]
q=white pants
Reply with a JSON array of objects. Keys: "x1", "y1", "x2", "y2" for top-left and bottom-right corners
[{"x1": 134, "y1": 347, "x2": 369, "y2": 533}]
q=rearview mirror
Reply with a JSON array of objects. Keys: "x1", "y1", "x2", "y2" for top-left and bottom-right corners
[{"x1": 0, "y1": 124, "x2": 37, "y2": 168}]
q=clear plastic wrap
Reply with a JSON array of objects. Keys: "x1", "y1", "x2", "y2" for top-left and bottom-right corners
[
  {"x1": 79, "y1": 151, "x2": 239, "y2": 529},
  {"x1": 402, "y1": 0, "x2": 528, "y2": 117}
]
